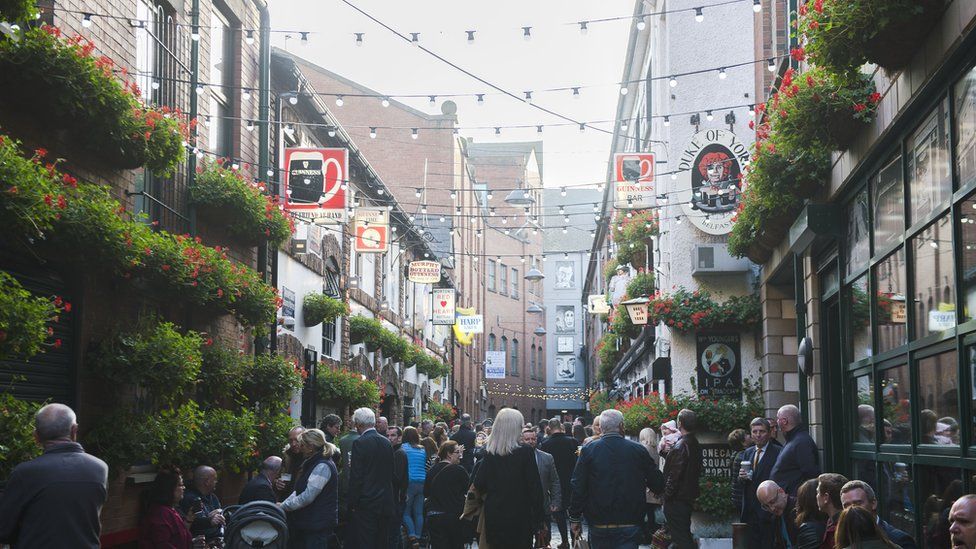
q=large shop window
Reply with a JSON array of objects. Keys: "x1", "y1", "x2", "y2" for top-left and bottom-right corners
[
  {"x1": 850, "y1": 276, "x2": 872, "y2": 362},
  {"x1": 846, "y1": 189, "x2": 870, "y2": 279},
  {"x1": 872, "y1": 155, "x2": 905, "y2": 253},
  {"x1": 917, "y1": 350, "x2": 959, "y2": 447},
  {"x1": 907, "y1": 98, "x2": 951, "y2": 225},
  {"x1": 956, "y1": 64, "x2": 976, "y2": 188},
  {"x1": 911, "y1": 215, "x2": 955, "y2": 339},
  {"x1": 961, "y1": 193, "x2": 976, "y2": 322},
  {"x1": 874, "y1": 248, "x2": 907, "y2": 354},
  {"x1": 853, "y1": 371, "x2": 874, "y2": 442},
  {"x1": 879, "y1": 364, "x2": 911, "y2": 445}
]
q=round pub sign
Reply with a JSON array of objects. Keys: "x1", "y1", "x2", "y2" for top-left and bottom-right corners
[{"x1": 676, "y1": 129, "x2": 750, "y2": 235}]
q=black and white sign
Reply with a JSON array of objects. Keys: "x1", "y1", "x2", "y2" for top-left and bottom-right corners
[
  {"x1": 555, "y1": 305, "x2": 576, "y2": 334},
  {"x1": 701, "y1": 444, "x2": 735, "y2": 477},
  {"x1": 556, "y1": 355, "x2": 577, "y2": 382},
  {"x1": 696, "y1": 332, "x2": 742, "y2": 399},
  {"x1": 677, "y1": 129, "x2": 750, "y2": 235},
  {"x1": 554, "y1": 262, "x2": 576, "y2": 289},
  {"x1": 485, "y1": 351, "x2": 506, "y2": 379}
]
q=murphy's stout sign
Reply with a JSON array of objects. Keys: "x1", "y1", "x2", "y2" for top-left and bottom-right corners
[{"x1": 676, "y1": 129, "x2": 750, "y2": 235}]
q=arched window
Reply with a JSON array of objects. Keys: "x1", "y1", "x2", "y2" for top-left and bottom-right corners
[
  {"x1": 530, "y1": 344, "x2": 537, "y2": 379},
  {"x1": 488, "y1": 333, "x2": 496, "y2": 352},
  {"x1": 512, "y1": 338, "x2": 519, "y2": 375},
  {"x1": 538, "y1": 347, "x2": 544, "y2": 379},
  {"x1": 501, "y1": 336, "x2": 508, "y2": 375}
]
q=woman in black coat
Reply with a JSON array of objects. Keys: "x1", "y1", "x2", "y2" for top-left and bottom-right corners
[
  {"x1": 424, "y1": 440, "x2": 470, "y2": 549},
  {"x1": 795, "y1": 478, "x2": 828, "y2": 549},
  {"x1": 472, "y1": 408, "x2": 545, "y2": 548}
]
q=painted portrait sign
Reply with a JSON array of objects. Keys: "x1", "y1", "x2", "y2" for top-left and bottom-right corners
[
  {"x1": 555, "y1": 305, "x2": 576, "y2": 334},
  {"x1": 677, "y1": 129, "x2": 750, "y2": 235},
  {"x1": 556, "y1": 355, "x2": 577, "y2": 382},
  {"x1": 695, "y1": 332, "x2": 742, "y2": 399},
  {"x1": 554, "y1": 261, "x2": 576, "y2": 289}
]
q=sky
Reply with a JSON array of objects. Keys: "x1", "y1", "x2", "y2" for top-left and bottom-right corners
[{"x1": 268, "y1": 0, "x2": 635, "y2": 188}]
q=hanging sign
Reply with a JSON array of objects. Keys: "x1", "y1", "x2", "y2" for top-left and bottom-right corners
[
  {"x1": 453, "y1": 307, "x2": 479, "y2": 345},
  {"x1": 613, "y1": 153, "x2": 656, "y2": 209},
  {"x1": 431, "y1": 289, "x2": 456, "y2": 326},
  {"x1": 354, "y1": 208, "x2": 389, "y2": 253},
  {"x1": 408, "y1": 260, "x2": 442, "y2": 284},
  {"x1": 588, "y1": 294, "x2": 611, "y2": 314},
  {"x1": 677, "y1": 129, "x2": 750, "y2": 235},
  {"x1": 283, "y1": 147, "x2": 348, "y2": 223},
  {"x1": 696, "y1": 332, "x2": 742, "y2": 399},
  {"x1": 485, "y1": 351, "x2": 506, "y2": 379},
  {"x1": 456, "y1": 314, "x2": 484, "y2": 334}
]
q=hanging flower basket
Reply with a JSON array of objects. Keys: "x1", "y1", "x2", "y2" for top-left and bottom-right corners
[
  {"x1": 0, "y1": 26, "x2": 190, "y2": 176},
  {"x1": 862, "y1": 0, "x2": 946, "y2": 71},
  {"x1": 302, "y1": 293, "x2": 349, "y2": 327}
]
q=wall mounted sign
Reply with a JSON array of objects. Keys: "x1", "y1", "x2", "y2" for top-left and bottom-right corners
[
  {"x1": 695, "y1": 332, "x2": 742, "y2": 399},
  {"x1": 588, "y1": 294, "x2": 611, "y2": 314},
  {"x1": 556, "y1": 355, "x2": 577, "y2": 382},
  {"x1": 283, "y1": 147, "x2": 347, "y2": 223},
  {"x1": 613, "y1": 152, "x2": 655, "y2": 209},
  {"x1": 453, "y1": 307, "x2": 479, "y2": 345},
  {"x1": 408, "y1": 260, "x2": 442, "y2": 284},
  {"x1": 354, "y1": 208, "x2": 389, "y2": 253},
  {"x1": 281, "y1": 287, "x2": 295, "y2": 325},
  {"x1": 555, "y1": 305, "x2": 576, "y2": 333},
  {"x1": 700, "y1": 444, "x2": 736, "y2": 477},
  {"x1": 677, "y1": 129, "x2": 750, "y2": 235},
  {"x1": 456, "y1": 314, "x2": 484, "y2": 334},
  {"x1": 431, "y1": 288, "x2": 456, "y2": 325},
  {"x1": 485, "y1": 351, "x2": 506, "y2": 379}
]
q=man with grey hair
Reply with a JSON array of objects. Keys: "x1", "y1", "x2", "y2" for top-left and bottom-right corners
[
  {"x1": 0, "y1": 403, "x2": 108, "y2": 548},
  {"x1": 450, "y1": 412, "x2": 477, "y2": 472},
  {"x1": 569, "y1": 409, "x2": 664, "y2": 548},
  {"x1": 420, "y1": 418, "x2": 434, "y2": 438},
  {"x1": 840, "y1": 480, "x2": 916, "y2": 549},
  {"x1": 349, "y1": 407, "x2": 395, "y2": 548},
  {"x1": 662, "y1": 409, "x2": 702, "y2": 549},
  {"x1": 770, "y1": 404, "x2": 820, "y2": 496},
  {"x1": 239, "y1": 456, "x2": 283, "y2": 504}
]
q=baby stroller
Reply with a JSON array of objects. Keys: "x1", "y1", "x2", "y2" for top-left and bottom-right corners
[{"x1": 223, "y1": 501, "x2": 289, "y2": 548}]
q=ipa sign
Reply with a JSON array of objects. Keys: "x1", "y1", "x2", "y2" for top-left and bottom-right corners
[
  {"x1": 431, "y1": 289, "x2": 456, "y2": 326},
  {"x1": 485, "y1": 351, "x2": 506, "y2": 379},
  {"x1": 408, "y1": 261, "x2": 442, "y2": 284},
  {"x1": 696, "y1": 332, "x2": 742, "y2": 399}
]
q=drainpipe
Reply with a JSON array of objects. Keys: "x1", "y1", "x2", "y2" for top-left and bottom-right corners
[
  {"x1": 187, "y1": 0, "x2": 200, "y2": 236},
  {"x1": 252, "y1": 0, "x2": 273, "y2": 353}
]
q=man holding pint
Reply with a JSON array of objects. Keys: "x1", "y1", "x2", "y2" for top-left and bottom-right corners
[{"x1": 735, "y1": 417, "x2": 781, "y2": 547}]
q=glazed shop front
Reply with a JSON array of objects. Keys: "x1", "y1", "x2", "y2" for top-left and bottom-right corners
[{"x1": 765, "y1": 25, "x2": 976, "y2": 548}]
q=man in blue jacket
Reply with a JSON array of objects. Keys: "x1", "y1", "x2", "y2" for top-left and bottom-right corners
[
  {"x1": 568, "y1": 409, "x2": 664, "y2": 549},
  {"x1": 840, "y1": 480, "x2": 917, "y2": 549},
  {"x1": 770, "y1": 404, "x2": 820, "y2": 496}
]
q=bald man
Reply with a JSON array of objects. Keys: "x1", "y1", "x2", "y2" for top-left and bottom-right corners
[
  {"x1": 769, "y1": 404, "x2": 820, "y2": 496},
  {"x1": 0, "y1": 403, "x2": 108, "y2": 548},
  {"x1": 239, "y1": 456, "x2": 283, "y2": 504},
  {"x1": 182, "y1": 465, "x2": 225, "y2": 541},
  {"x1": 951, "y1": 495, "x2": 976, "y2": 549},
  {"x1": 756, "y1": 480, "x2": 798, "y2": 549}
]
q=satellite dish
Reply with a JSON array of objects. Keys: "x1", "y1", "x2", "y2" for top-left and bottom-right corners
[{"x1": 441, "y1": 100, "x2": 457, "y2": 115}]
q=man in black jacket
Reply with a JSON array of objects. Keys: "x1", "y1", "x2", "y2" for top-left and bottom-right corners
[
  {"x1": 182, "y1": 465, "x2": 225, "y2": 541},
  {"x1": 542, "y1": 417, "x2": 579, "y2": 549},
  {"x1": 662, "y1": 409, "x2": 702, "y2": 549},
  {"x1": 380, "y1": 418, "x2": 409, "y2": 549},
  {"x1": 770, "y1": 404, "x2": 820, "y2": 496},
  {"x1": 569, "y1": 409, "x2": 664, "y2": 549},
  {"x1": 0, "y1": 403, "x2": 108, "y2": 549},
  {"x1": 348, "y1": 407, "x2": 396, "y2": 549},
  {"x1": 757, "y1": 480, "x2": 798, "y2": 549},
  {"x1": 239, "y1": 456, "x2": 282, "y2": 504},
  {"x1": 840, "y1": 480, "x2": 917, "y2": 549},
  {"x1": 735, "y1": 417, "x2": 782, "y2": 548},
  {"x1": 450, "y1": 413, "x2": 477, "y2": 472}
]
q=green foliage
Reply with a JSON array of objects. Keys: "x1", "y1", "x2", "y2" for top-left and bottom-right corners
[
  {"x1": 253, "y1": 411, "x2": 296, "y2": 465},
  {"x1": 88, "y1": 320, "x2": 203, "y2": 406},
  {"x1": 696, "y1": 475, "x2": 734, "y2": 516},
  {"x1": 609, "y1": 380, "x2": 764, "y2": 435},
  {"x1": 189, "y1": 160, "x2": 292, "y2": 246},
  {"x1": 596, "y1": 332, "x2": 621, "y2": 383},
  {"x1": 198, "y1": 345, "x2": 248, "y2": 406},
  {"x1": 0, "y1": 26, "x2": 188, "y2": 175},
  {"x1": 242, "y1": 354, "x2": 304, "y2": 410},
  {"x1": 87, "y1": 402, "x2": 202, "y2": 472},
  {"x1": 424, "y1": 400, "x2": 457, "y2": 424},
  {"x1": 302, "y1": 293, "x2": 349, "y2": 327},
  {"x1": 603, "y1": 258, "x2": 620, "y2": 286},
  {"x1": 0, "y1": 271, "x2": 63, "y2": 360},
  {"x1": 613, "y1": 210, "x2": 658, "y2": 268},
  {"x1": 646, "y1": 288, "x2": 760, "y2": 332},
  {"x1": 625, "y1": 272, "x2": 655, "y2": 299},
  {"x1": 588, "y1": 390, "x2": 613, "y2": 416},
  {"x1": 610, "y1": 304, "x2": 641, "y2": 339},
  {"x1": 348, "y1": 315, "x2": 383, "y2": 345},
  {"x1": 316, "y1": 366, "x2": 381, "y2": 410},
  {"x1": 0, "y1": 135, "x2": 72, "y2": 248},
  {"x1": 0, "y1": 0, "x2": 37, "y2": 22},
  {"x1": 0, "y1": 392, "x2": 42, "y2": 481},
  {"x1": 186, "y1": 408, "x2": 257, "y2": 474},
  {"x1": 348, "y1": 315, "x2": 449, "y2": 377}
]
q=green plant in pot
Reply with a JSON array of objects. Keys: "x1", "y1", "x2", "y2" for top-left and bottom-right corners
[{"x1": 302, "y1": 293, "x2": 349, "y2": 327}]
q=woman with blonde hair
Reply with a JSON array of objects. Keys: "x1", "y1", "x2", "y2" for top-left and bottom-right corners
[
  {"x1": 280, "y1": 428, "x2": 339, "y2": 546},
  {"x1": 582, "y1": 415, "x2": 602, "y2": 446},
  {"x1": 472, "y1": 408, "x2": 545, "y2": 548},
  {"x1": 639, "y1": 427, "x2": 663, "y2": 540}
]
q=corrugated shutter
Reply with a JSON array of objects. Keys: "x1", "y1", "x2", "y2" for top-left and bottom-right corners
[{"x1": 0, "y1": 267, "x2": 75, "y2": 407}]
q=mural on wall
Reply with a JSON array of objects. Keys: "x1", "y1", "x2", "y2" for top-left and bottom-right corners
[
  {"x1": 554, "y1": 261, "x2": 576, "y2": 289},
  {"x1": 556, "y1": 355, "x2": 577, "y2": 382},
  {"x1": 555, "y1": 305, "x2": 576, "y2": 333}
]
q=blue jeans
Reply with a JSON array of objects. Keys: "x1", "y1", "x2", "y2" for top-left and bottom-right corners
[
  {"x1": 588, "y1": 525, "x2": 641, "y2": 549},
  {"x1": 404, "y1": 481, "x2": 425, "y2": 538},
  {"x1": 290, "y1": 528, "x2": 331, "y2": 549}
]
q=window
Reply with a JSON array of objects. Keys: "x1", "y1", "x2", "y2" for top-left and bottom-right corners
[
  {"x1": 872, "y1": 155, "x2": 905, "y2": 252},
  {"x1": 960, "y1": 193, "x2": 976, "y2": 323},
  {"x1": 849, "y1": 276, "x2": 872, "y2": 362},
  {"x1": 488, "y1": 333, "x2": 496, "y2": 352},
  {"x1": 538, "y1": 347, "x2": 544, "y2": 379},
  {"x1": 956, "y1": 64, "x2": 976, "y2": 188},
  {"x1": 907, "y1": 98, "x2": 951, "y2": 224},
  {"x1": 880, "y1": 364, "x2": 911, "y2": 444},
  {"x1": 499, "y1": 265, "x2": 507, "y2": 296},
  {"x1": 488, "y1": 259, "x2": 496, "y2": 291},
  {"x1": 846, "y1": 190, "x2": 870, "y2": 278},
  {"x1": 512, "y1": 338, "x2": 519, "y2": 375},
  {"x1": 874, "y1": 248, "x2": 907, "y2": 354},
  {"x1": 911, "y1": 215, "x2": 955, "y2": 339},
  {"x1": 322, "y1": 285, "x2": 337, "y2": 357},
  {"x1": 530, "y1": 343, "x2": 536, "y2": 378},
  {"x1": 325, "y1": 260, "x2": 341, "y2": 298},
  {"x1": 852, "y1": 372, "x2": 874, "y2": 443},
  {"x1": 208, "y1": 9, "x2": 236, "y2": 158},
  {"x1": 500, "y1": 336, "x2": 508, "y2": 375},
  {"x1": 511, "y1": 268, "x2": 519, "y2": 298},
  {"x1": 917, "y1": 350, "x2": 959, "y2": 446}
]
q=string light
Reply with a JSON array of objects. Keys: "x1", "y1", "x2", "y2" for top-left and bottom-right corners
[
  {"x1": 572, "y1": 87, "x2": 581, "y2": 99},
  {"x1": 429, "y1": 95, "x2": 437, "y2": 105},
  {"x1": 669, "y1": 76, "x2": 677, "y2": 88},
  {"x1": 579, "y1": 123, "x2": 586, "y2": 133},
  {"x1": 369, "y1": 127, "x2": 377, "y2": 139},
  {"x1": 466, "y1": 30, "x2": 475, "y2": 44},
  {"x1": 81, "y1": 12, "x2": 93, "y2": 27},
  {"x1": 410, "y1": 32, "x2": 420, "y2": 44},
  {"x1": 619, "y1": 85, "x2": 629, "y2": 95},
  {"x1": 524, "y1": 91, "x2": 533, "y2": 102},
  {"x1": 695, "y1": 7, "x2": 704, "y2": 22},
  {"x1": 300, "y1": 31, "x2": 309, "y2": 46},
  {"x1": 381, "y1": 97, "x2": 390, "y2": 108},
  {"x1": 245, "y1": 29, "x2": 255, "y2": 45},
  {"x1": 522, "y1": 26, "x2": 532, "y2": 40},
  {"x1": 190, "y1": 26, "x2": 200, "y2": 41},
  {"x1": 579, "y1": 21, "x2": 589, "y2": 34},
  {"x1": 663, "y1": 116, "x2": 670, "y2": 127},
  {"x1": 636, "y1": 17, "x2": 646, "y2": 31},
  {"x1": 355, "y1": 32, "x2": 364, "y2": 46},
  {"x1": 335, "y1": 95, "x2": 344, "y2": 107},
  {"x1": 288, "y1": 94, "x2": 299, "y2": 105},
  {"x1": 537, "y1": 125, "x2": 543, "y2": 133},
  {"x1": 768, "y1": 58, "x2": 777, "y2": 72},
  {"x1": 718, "y1": 68, "x2": 727, "y2": 79},
  {"x1": 706, "y1": 110, "x2": 714, "y2": 121},
  {"x1": 753, "y1": 0, "x2": 762, "y2": 12},
  {"x1": 411, "y1": 128, "x2": 419, "y2": 140},
  {"x1": 494, "y1": 127, "x2": 502, "y2": 135},
  {"x1": 241, "y1": 88, "x2": 251, "y2": 100},
  {"x1": 560, "y1": 187, "x2": 567, "y2": 197},
  {"x1": 476, "y1": 94, "x2": 485, "y2": 106},
  {"x1": 748, "y1": 104, "x2": 755, "y2": 116}
]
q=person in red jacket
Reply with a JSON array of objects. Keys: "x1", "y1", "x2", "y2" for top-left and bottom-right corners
[{"x1": 138, "y1": 467, "x2": 204, "y2": 548}]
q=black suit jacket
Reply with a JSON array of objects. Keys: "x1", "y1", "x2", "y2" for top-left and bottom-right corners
[
  {"x1": 541, "y1": 432, "x2": 579, "y2": 506},
  {"x1": 348, "y1": 428, "x2": 395, "y2": 516},
  {"x1": 450, "y1": 425, "x2": 477, "y2": 472},
  {"x1": 880, "y1": 520, "x2": 917, "y2": 549},
  {"x1": 239, "y1": 474, "x2": 277, "y2": 505},
  {"x1": 737, "y1": 442, "x2": 782, "y2": 524}
]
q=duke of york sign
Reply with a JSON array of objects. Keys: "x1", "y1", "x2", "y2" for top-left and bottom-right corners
[{"x1": 676, "y1": 129, "x2": 750, "y2": 236}]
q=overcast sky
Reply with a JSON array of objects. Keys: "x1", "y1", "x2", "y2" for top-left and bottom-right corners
[{"x1": 269, "y1": 0, "x2": 634, "y2": 188}]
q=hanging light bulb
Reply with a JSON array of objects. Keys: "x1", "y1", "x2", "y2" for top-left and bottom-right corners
[
  {"x1": 300, "y1": 32, "x2": 309, "y2": 46},
  {"x1": 522, "y1": 26, "x2": 532, "y2": 40},
  {"x1": 476, "y1": 94, "x2": 485, "y2": 106},
  {"x1": 411, "y1": 128, "x2": 419, "y2": 140},
  {"x1": 695, "y1": 7, "x2": 704, "y2": 22},
  {"x1": 748, "y1": 104, "x2": 756, "y2": 117},
  {"x1": 621, "y1": 121, "x2": 629, "y2": 132},
  {"x1": 328, "y1": 127, "x2": 337, "y2": 138},
  {"x1": 579, "y1": 21, "x2": 588, "y2": 34},
  {"x1": 636, "y1": 17, "x2": 646, "y2": 31},
  {"x1": 381, "y1": 97, "x2": 390, "y2": 107},
  {"x1": 768, "y1": 58, "x2": 776, "y2": 72},
  {"x1": 151, "y1": 80, "x2": 160, "y2": 90},
  {"x1": 195, "y1": 84, "x2": 205, "y2": 95},
  {"x1": 579, "y1": 123, "x2": 586, "y2": 133},
  {"x1": 369, "y1": 127, "x2": 377, "y2": 139},
  {"x1": 289, "y1": 94, "x2": 299, "y2": 105},
  {"x1": 466, "y1": 30, "x2": 475, "y2": 44},
  {"x1": 718, "y1": 68, "x2": 727, "y2": 79},
  {"x1": 355, "y1": 33, "x2": 364, "y2": 46},
  {"x1": 241, "y1": 88, "x2": 251, "y2": 100},
  {"x1": 495, "y1": 127, "x2": 502, "y2": 135},
  {"x1": 245, "y1": 120, "x2": 254, "y2": 131},
  {"x1": 620, "y1": 85, "x2": 629, "y2": 95},
  {"x1": 537, "y1": 125, "x2": 544, "y2": 134},
  {"x1": 487, "y1": 190, "x2": 493, "y2": 200},
  {"x1": 663, "y1": 116, "x2": 671, "y2": 127},
  {"x1": 335, "y1": 95, "x2": 344, "y2": 107},
  {"x1": 191, "y1": 26, "x2": 200, "y2": 41},
  {"x1": 81, "y1": 13, "x2": 94, "y2": 27},
  {"x1": 429, "y1": 95, "x2": 436, "y2": 105},
  {"x1": 572, "y1": 87, "x2": 581, "y2": 99},
  {"x1": 753, "y1": 0, "x2": 762, "y2": 12},
  {"x1": 560, "y1": 187, "x2": 567, "y2": 197},
  {"x1": 524, "y1": 91, "x2": 533, "y2": 103},
  {"x1": 410, "y1": 32, "x2": 420, "y2": 44},
  {"x1": 669, "y1": 76, "x2": 677, "y2": 87},
  {"x1": 706, "y1": 110, "x2": 714, "y2": 121},
  {"x1": 245, "y1": 30, "x2": 255, "y2": 45},
  {"x1": 415, "y1": 188, "x2": 423, "y2": 198}
]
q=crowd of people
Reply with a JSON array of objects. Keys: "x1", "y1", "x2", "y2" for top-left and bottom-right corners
[{"x1": 5, "y1": 402, "x2": 976, "y2": 549}]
